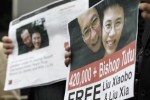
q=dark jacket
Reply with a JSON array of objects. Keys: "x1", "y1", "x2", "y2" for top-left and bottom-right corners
[
  {"x1": 128, "y1": 9, "x2": 150, "y2": 100},
  {"x1": 137, "y1": 19, "x2": 150, "y2": 100},
  {"x1": 28, "y1": 81, "x2": 66, "y2": 100}
]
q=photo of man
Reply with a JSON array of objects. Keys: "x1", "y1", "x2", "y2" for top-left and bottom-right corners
[
  {"x1": 68, "y1": 6, "x2": 104, "y2": 70},
  {"x1": 77, "y1": 7, "x2": 102, "y2": 53}
]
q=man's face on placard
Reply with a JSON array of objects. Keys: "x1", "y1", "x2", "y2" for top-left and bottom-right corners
[
  {"x1": 78, "y1": 7, "x2": 102, "y2": 53},
  {"x1": 21, "y1": 29, "x2": 32, "y2": 47}
]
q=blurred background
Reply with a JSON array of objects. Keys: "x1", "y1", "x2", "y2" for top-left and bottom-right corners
[
  {"x1": 0, "y1": 0, "x2": 60, "y2": 41},
  {"x1": 0, "y1": 0, "x2": 61, "y2": 99}
]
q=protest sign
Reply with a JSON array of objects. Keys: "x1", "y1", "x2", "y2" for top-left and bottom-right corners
[{"x1": 65, "y1": 0, "x2": 139, "y2": 99}]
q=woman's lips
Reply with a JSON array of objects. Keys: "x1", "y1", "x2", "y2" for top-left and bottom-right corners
[{"x1": 106, "y1": 39, "x2": 116, "y2": 48}]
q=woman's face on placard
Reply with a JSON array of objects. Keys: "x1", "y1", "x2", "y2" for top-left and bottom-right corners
[
  {"x1": 102, "y1": 5, "x2": 124, "y2": 56},
  {"x1": 32, "y1": 32, "x2": 42, "y2": 50},
  {"x1": 78, "y1": 7, "x2": 102, "y2": 53}
]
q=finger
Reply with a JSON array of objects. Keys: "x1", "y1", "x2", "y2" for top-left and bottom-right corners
[
  {"x1": 65, "y1": 51, "x2": 71, "y2": 58},
  {"x1": 139, "y1": 3, "x2": 150, "y2": 13},
  {"x1": 141, "y1": 11, "x2": 150, "y2": 20},
  {"x1": 4, "y1": 49, "x2": 13, "y2": 55},
  {"x1": 3, "y1": 43, "x2": 14, "y2": 49},
  {"x1": 2, "y1": 36, "x2": 12, "y2": 43},
  {"x1": 65, "y1": 57, "x2": 71, "y2": 67},
  {"x1": 65, "y1": 45, "x2": 71, "y2": 51}
]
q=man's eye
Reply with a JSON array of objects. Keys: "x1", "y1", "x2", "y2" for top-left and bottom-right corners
[
  {"x1": 83, "y1": 29, "x2": 90, "y2": 37},
  {"x1": 92, "y1": 17, "x2": 98, "y2": 27}
]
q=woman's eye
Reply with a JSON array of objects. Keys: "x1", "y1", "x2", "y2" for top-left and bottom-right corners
[
  {"x1": 116, "y1": 21, "x2": 121, "y2": 27},
  {"x1": 105, "y1": 23, "x2": 111, "y2": 29}
]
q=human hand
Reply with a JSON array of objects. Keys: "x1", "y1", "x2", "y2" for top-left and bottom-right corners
[
  {"x1": 64, "y1": 45, "x2": 71, "y2": 67},
  {"x1": 139, "y1": 1, "x2": 150, "y2": 20},
  {"x1": 2, "y1": 36, "x2": 14, "y2": 55}
]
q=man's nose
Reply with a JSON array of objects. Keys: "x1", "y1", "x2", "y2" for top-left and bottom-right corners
[{"x1": 91, "y1": 28, "x2": 97, "y2": 40}]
